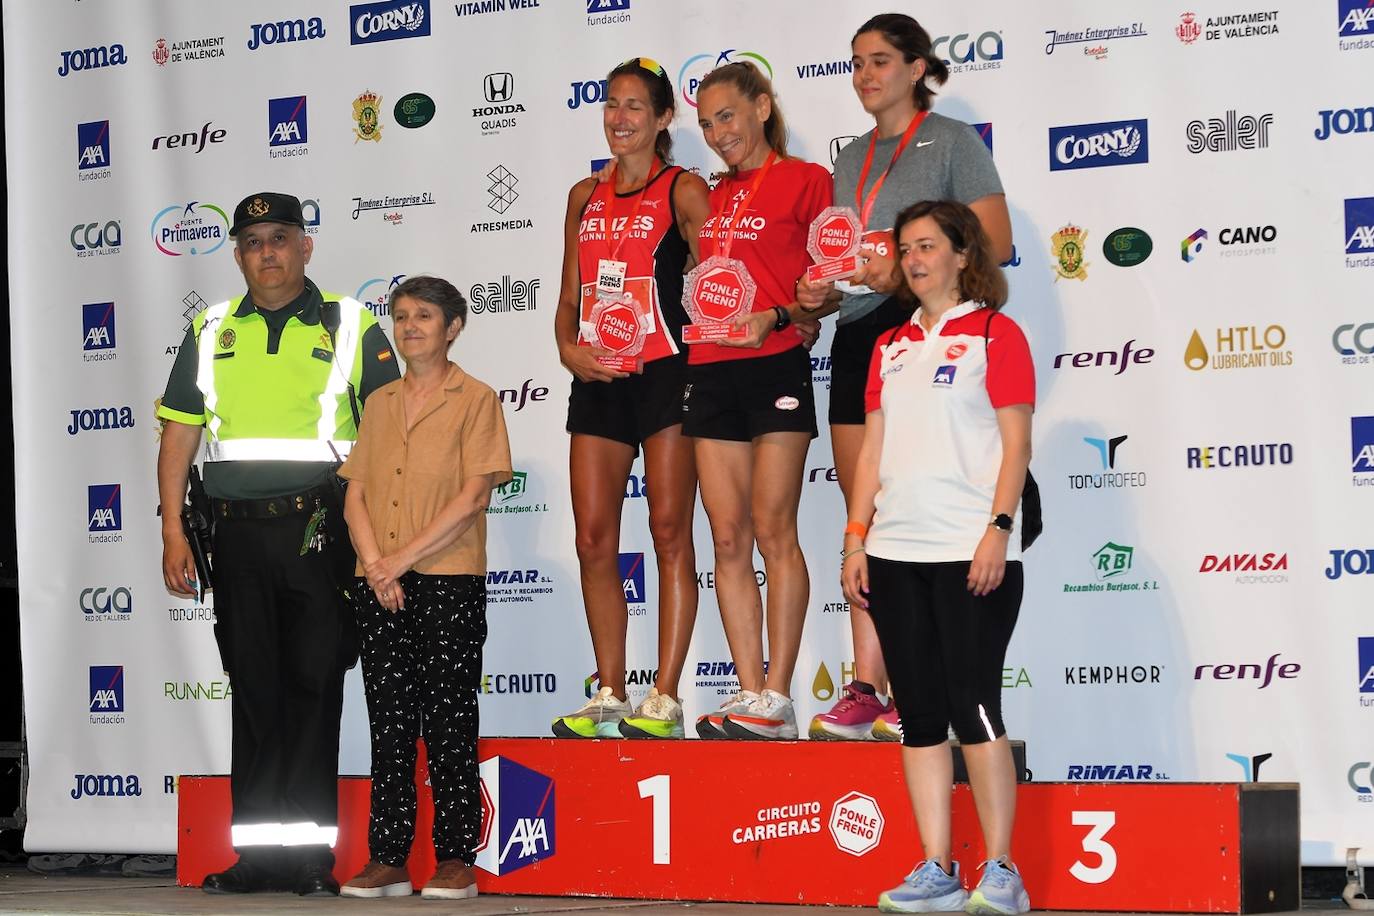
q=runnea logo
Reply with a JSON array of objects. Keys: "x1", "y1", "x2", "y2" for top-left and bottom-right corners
[{"x1": 474, "y1": 756, "x2": 555, "y2": 875}]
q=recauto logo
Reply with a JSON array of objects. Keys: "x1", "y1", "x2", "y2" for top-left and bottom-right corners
[{"x1": 1048, "y1": 118, "x2": 1149, "y2": 170}]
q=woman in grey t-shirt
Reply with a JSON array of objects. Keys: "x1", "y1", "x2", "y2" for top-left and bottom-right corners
[{"x1": 800, "y1": 13, "x2": 1012, "y2": 745}]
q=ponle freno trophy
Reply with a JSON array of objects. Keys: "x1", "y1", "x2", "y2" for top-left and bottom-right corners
[
  {"x1": 681, "y1": 256, "x2": 757, "y2": 343},
  {"x1": 805, "y1": 206, "x2": 864, "y2": 283},
  {"x1": 582, "y1": 291, "x2": 650, "y2": 372}
]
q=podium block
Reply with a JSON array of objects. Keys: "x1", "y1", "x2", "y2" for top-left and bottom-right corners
[{"x1": 178, "y1": 738, "x2": 1298, "y2": 912}]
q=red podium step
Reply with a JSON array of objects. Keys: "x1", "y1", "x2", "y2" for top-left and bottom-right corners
[{"x1": 178, "y1": 738, "x2": 1298, "y2": 912}]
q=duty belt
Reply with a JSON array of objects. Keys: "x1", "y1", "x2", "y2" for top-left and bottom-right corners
[{"x1": 212, "y1": 483, "x2": 335, "y2": 520}]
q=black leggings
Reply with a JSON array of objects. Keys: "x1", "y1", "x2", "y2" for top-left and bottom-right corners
[
  {"x1": 354, "y1": 573, "x2": 486, "y2": 866},
  {"x1": 866, "y1": 557, "x2": 1023, "y2": 748}
]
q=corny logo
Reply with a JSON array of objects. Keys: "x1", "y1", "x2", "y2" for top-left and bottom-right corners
[
  {"x1": 150, "y1": 201, "x2": 229, "y2": 256},
  {"x1": 474, "y1": 756, "x2": 555, "y2": 875},
  {"x1": 351, "y1": 0, "x2": 430, "y2": 44},
  {"x1": 1048, "y1": 118, "x2": 1148, "y2": 170},
  {"x1": 678, "y1": 50, "x2": 772, "y2": 108}
]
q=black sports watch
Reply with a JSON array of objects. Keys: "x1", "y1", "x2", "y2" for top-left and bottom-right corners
[
  {"x1": 773, "y1": 306, "x2": 792, "y2": 331},
  {"x1": 989, "y1": 513, "x2": 1014, "y2": 533}
]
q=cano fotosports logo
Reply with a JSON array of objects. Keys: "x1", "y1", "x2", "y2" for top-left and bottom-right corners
[
  {"x1": 150, "y1": 201, "x2": 229, "y2": 256},
  {"x1": 678, "y1": 49, "x2": 772, "y2": 108},
  {"x1": 474, "y1": 756, "x2": 555, "y2": 875}
]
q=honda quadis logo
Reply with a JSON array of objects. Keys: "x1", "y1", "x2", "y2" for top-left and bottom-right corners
[
  {"x1": 484, "y1": 72, "x2": 513, "y2": 103},
  {"x1": 474, "y1": 756, "x2": 555, "y2": 875}
]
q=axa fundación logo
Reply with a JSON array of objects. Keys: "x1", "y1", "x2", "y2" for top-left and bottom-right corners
[
  {"x1": 474, "y1": 756, "x2": 555, "y2": 875},
  {"x1": 77, "y1": 120, "x2": 112, "y2": 180},
  {"x1": 1346, "y1": 197, "x2": 1374, "y2": 268},
  {"x1": 1352, "y1": 416, "x2": 1374, "y2": 483}
]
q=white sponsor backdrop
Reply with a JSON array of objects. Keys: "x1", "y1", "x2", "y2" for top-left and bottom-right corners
[{"x1": 6, "y1": 0, "x2": 1372, "y2": 865}]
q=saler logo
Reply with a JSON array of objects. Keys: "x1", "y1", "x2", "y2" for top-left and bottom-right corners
[{"x1": 68, "y1": 406, "x2": 135, "y2": 436}]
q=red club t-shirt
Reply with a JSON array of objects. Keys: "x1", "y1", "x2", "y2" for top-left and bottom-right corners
[
  {"x1": 863, "y1": 301, "x2": 1036, "y2": 562},
  {"x1": 691, "y1": 157, "x2": 832, "y2": 364}
]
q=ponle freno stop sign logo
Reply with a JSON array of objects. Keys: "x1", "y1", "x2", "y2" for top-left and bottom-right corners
[{"x1": 829, "y1": 790, "x2": 884, "y2": 856}]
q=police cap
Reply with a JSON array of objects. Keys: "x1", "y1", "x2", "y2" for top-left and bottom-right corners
[{"x1": 229, "y1": 192, "x2": 305, "y2": 237}]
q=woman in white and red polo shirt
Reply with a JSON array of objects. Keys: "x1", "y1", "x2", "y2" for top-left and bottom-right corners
[{"x1": 841, "y1": 200, "x2": 1033, "y2": 915}]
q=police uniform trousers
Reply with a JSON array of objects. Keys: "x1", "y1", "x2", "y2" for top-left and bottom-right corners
[
  {"x1": 353, "y1": 573, "x2": 486, "y2": 866},
  {"x1": 214, "y1": 495, "x2": 355, "y2": 876}
]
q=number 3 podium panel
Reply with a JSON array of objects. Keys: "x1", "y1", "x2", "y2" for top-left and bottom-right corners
[{"x1": 178, "y1": 739, "x2": 1298, "y2": 912}]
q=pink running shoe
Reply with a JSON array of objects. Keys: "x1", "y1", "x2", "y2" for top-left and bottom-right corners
[
  {"x1": 808, "y1": 682, "x2": 887, "y2": 740},
  {"x1": 871, "y1": 706, "x2": 903, "y2": 742}
]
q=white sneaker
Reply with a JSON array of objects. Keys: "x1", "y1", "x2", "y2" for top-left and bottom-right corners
[
  {"x1": 550, "y1": 686, "x2": 631, "y2": 738},
  {"x1": 619, "y1": 688, "x2": 685, "y2": 738},
  {"x1": 694, "y1": 689, "x2": 760, "y2": 739},
  {"x1": 722, "y1": 688, "x2": 798, "y2": 739}
]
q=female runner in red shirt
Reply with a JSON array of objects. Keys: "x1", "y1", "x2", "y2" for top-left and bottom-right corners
[
  {"x1": 685, "y1": 62, "x2": 833, "y2": 740},
  {"x1": 551, "y1": 58, "x2": 712, "y2": 739}
]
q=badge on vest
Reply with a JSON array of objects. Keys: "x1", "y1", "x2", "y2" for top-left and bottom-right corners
[
  {"x1": 932, "y1": 365, "x2": 957, "y2": 387},
  {"x1": 311, "y1": 347, "x2": 332, "y2": 363}
]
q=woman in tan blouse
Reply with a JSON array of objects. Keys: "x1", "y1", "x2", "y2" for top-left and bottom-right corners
[{"x1": 336, "y1": 276, "x2": 512, "y2": 901}]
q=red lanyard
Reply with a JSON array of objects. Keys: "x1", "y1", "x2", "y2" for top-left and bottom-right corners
[
  {"x1": 601, "y1": 157, "x2": 660, "y2": 262},
  {"x1": 855, "y1": 111, "x2": 928, "y2": 229},
  {"x1": 713, "y1": 150, "x2": 778, "y2": 260}
]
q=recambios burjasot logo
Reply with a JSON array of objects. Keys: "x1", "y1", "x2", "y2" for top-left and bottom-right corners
[
  {"x1": 350, "y1": 0, "x2": 430, "y2": 44},
  {"x1": 1048, "y1": 118, "x2": 1148, "y2": 170},
  {"x1": 474, "y1": 756, "x2": 555, "y2": 875},
  {"x1": 678, "y1": 50, "x2": 772, "y2": 108}
]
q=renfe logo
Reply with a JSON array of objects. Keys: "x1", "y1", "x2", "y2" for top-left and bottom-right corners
[
  {"x1": 1048, "y1": 118, "x2": 1148, "y2": 170},
  {"x1": 474, "y1": 756, "x2": 555, "y2": 875},
  {"x1": 1194, "y1": 653, "x2": 1299, "y2": 688},
  {"x1": 350, "y1": 0, "x2": 430, "y2": 44},
  {"x1": 619, "y1": 552, "x2": 645, "y2": 604}
]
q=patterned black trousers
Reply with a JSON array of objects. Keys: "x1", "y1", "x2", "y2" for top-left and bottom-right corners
[{"x1": 354, "y1": 573, "x2": 486, "y2": 866}]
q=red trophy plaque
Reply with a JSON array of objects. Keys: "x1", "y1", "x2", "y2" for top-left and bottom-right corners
[
  {"x1": 682, "y1": 256, "x2": 756, "y2": 343},
  {"x1": 584, "y1": 294, "x2": 648, "y2": 371},
  {"x1": 806, "y1": 206, "x2": 864, "y2": 283}
]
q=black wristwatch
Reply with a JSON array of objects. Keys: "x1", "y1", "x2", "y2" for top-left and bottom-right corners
[
  {"x1": 989, "y1": 513, "x2": 1014, "y2": 533},
  {"x1": 773, "y1": 305, "x2": 792, "y2": 331}
]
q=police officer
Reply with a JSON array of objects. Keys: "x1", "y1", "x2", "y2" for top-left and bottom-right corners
[{"x1": 157, "y1": 192, "x2": 399, "y2": 896}]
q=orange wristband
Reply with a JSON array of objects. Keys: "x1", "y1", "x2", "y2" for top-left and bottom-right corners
[{"x1": 844, "y1": 521, "x2": 867, "y2": 539}]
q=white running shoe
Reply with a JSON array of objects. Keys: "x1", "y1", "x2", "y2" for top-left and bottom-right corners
[
  {"x1": 550, "y1": 686, "x2": 631, "y2": 738},
  {"x1": 694, "y1": 689, "x2": 760, "y2": 739},
  {"x1": 619, "y1": 688, "x2": 685, "y2": 738},
  {"x1": 722, "y1": 688, "x2": 799, "y2": 739}
]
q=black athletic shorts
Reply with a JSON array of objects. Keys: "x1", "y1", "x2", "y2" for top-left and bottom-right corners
[
  {"x1": 828, "y1": 296, "x2": 913, "y2": 426},
  {"x1": 681, "y1": 346, "x2": 818, "y2": 442},
  {"x1": 566, "y1": 353, "x2": 687, "y2": 448}
]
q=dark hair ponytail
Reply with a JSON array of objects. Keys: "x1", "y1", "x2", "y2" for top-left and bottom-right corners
[
  {"x1": 853, "y1": 13, "x2": 949, "y2": 111},
  {"x1": 606, "y1": 58, "x2": 676, "y2": 163}
]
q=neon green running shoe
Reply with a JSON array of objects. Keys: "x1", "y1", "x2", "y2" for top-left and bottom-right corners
[
  {"x1": 551, "y1": 686, "x2": 630, "y2": 738},
  {"x1": 619, "y1": 688, "x2": 685, "y2": 738}
]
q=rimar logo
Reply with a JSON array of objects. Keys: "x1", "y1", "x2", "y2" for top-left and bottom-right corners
[
  {"x1": 678, "y1": 50, "x2": 772, "y2": 108},
  {"x1": 474, "y1": 756, "x2": 555, "y2": 875}
]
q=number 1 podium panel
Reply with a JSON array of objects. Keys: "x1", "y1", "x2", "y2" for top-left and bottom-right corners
[{"x1": 177, "y1": 738, "x2": 1299, "y2": 912}]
